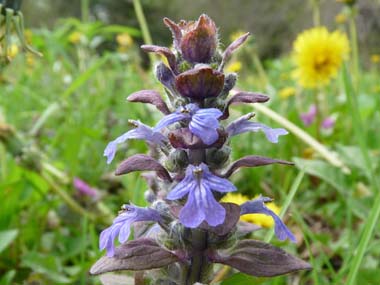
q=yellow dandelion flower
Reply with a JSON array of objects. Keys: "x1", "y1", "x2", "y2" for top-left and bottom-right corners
[
  {"x1": 226, "y1": 61, "x2": 242, "y2": 73},
  {"x1": 278, "y1": 87, "x2": 296, "y2": 99},
  {"x1": 293, "y1": 26, "x2": 349, "y2": 88},
  {"x1": 221, "y1": 193, "x2": 280, "y2": 228},
  {"x1": 335, "y1": 13, "x2": 347, "y2": 24},
  {"x1": 371, "y1": 54, "x2": 380, "y2": 64},
  {"x1": 68, "y1": 31, "x2": 83, "y2": 44}
]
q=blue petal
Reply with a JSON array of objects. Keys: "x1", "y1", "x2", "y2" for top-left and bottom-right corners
[
  {"x1": 189, "y1": 120, "x2": 219, "y2": 145},
  {"x1": 227, "y1": 116, "x2": 288, "y2": 143},
  {"x1": 201, "y1": 164, "x2": 237, "y2": 193},
  {"x1": 240, "y1": 196, "x2": 296, "y2": 242},
  {"x1": 154, "y1": 112, "x2": 189, "y2": 131},
  {"x1": 200, "y1": 183, "x2": 226, "y2": 226},
  {"x1": 104, "y1": 122, "x2": 166, "y2": 164},
  {"x1": 179, "y1": 189, "x2": 205, "y2": 228}
]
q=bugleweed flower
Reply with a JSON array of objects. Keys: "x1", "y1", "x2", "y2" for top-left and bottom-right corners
[
  {"x1": 222, "y1": 192, "x2": 281, "y2": 228},
  {"x1": 154, "y1": 103, "x2": 222, "y2": 145},
  {"x1": 293, "y1": 26, "x2": 349, "y2": 88},
  {"x1": 240, "y1": 196, "x2": 296, "y2": 242},
  {"x1": 104, "y1": 120, "x2": 167, "y2": 164},
  {"x1": 167, "y1": 163, "x2": 236, "y2": 227},
  {"x1": 92, "y1": 14, "x2": 310, "y2": 284},
  {"x1": 99, "y1": 204, "x2": 161, "y2": 257}
]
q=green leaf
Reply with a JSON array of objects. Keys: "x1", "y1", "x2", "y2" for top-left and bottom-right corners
[
  {"x1": 220, "y1": 272, "x2": 258, "y2": 285},
  {"x1": 293, "y1": 158, "x2": 347, "y2": 194},
  {"x1": 0, "y1": 270, "x2": 16, "y2": 285},
  {"x1": 0, "y1": 229, "x2": 19, "y2": 253}
]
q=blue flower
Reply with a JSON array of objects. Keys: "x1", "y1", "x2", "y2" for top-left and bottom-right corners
[
  {"x1": 226, "y1": 113, "x2": 288, "y2": 143},
  {"x1": 167, "y1": 163, "x2": 236, "y2": 228},
  {"x1": 154, "y1": 104, "x2": 222, "y2": 145},
  {"x1": 99, "y1": 204, "x2": 161, "y2": 257},
  {"x1": 104, "y1": 120, "x2": 167, "y2": 164},
  {"x1": 240, "y1": 196, "x2": 296, "y2": 242}
]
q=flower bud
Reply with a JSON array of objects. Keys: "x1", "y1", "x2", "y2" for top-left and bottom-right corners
[
  {"x1": 206, "y1": 145, "x2": 231, "y2": 168},
  {"x1": 164, "y1": 149, "x2": 189, "y2": 172},
  {"x1": 165, "y1": 14, "x2": 218, "y2": 64}
]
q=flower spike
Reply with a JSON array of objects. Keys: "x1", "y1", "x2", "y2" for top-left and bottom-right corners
[{"x1": 99, "y1": 204, "x2": 161, "y2": 257}]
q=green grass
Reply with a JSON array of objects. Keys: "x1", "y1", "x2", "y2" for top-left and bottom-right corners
[{"x1": 1, "y1": 10, "x2": 380, "y2": 285}]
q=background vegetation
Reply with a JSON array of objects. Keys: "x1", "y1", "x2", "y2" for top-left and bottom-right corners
[{"x1": 1, "y1": 0, "x2": 380, "y2": 284}]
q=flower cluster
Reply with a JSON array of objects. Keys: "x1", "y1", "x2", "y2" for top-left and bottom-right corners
[{"x1": 91, "y1": 14, "x2": 310, "y2": 284}]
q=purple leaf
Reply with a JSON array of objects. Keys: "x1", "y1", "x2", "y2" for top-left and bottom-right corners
[
  {"x1": 222, "y1": 155, "x2": 293, "y2": 178},
  {"x1": 179, "y1": 14, "x2": 218, "y2": 63},
  {"x1": 90, "y1": 238, "x2": 179, "y2": 275},
  {"x1": 175, "y1": 67, "x2": 224, "y2": 99},
  {"x1": 220, "y1": 32, "x2": 250, "y2": 70},
  {"x1": 141, "y1": 45, "x2": 177, "y2": 73},
  {"x1": 115, "y1": 154, "x2": 172, "y2": 182},
  {"x1": 221, "y1": 91, "x2": 269, "y2": 119},
  {"x1": 211, "y1": 240, "x2": 311, "y2": 277},
  {"x1": 127, "y1": 90, "x2": 171, "y2": 115},
  {"x1": 163, "y1": 17, "x2": 182, "y2": 50}
]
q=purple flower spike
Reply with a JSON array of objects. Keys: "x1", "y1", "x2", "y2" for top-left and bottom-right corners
[
  {"x1": 240, "y1": 196, "x2": 296, "y2": 243},
  {"x1": 226, "y1": 113, "x2": 288, "y2": 143},
  {"x1": 73, "y1": 177, "x2": 99, "y2": 198},
  {"x1": 300, "y1": 104, "x2": 317, "y2": 126},
  {"x1": 104, "y1": 120, "x2": 167, "y2": 164},
  {"x1": 321, "y1": 116, "x2": 335, "y2": 129},
  {"x1": 99, "y1": 204, "x2": 161, "y2": 257},
  {"x1": 167, "y1": 163, "x2": 237, "y2": 228},
  {"x1": 154, "y1": 104, "x2": 223, "y2": 145}
]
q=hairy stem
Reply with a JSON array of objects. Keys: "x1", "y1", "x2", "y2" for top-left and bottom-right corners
[{"x1": 185, "y1": 229, "x2": 211, "y2": 285}]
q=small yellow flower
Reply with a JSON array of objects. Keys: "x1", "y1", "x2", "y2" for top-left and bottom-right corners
[
  {"x1": 226, "y1": 61, "x2": 242, "y2": 73},
  {"x1": 68, "y1": 31, "x2": 83, "y2": 44},
  {"x1": 26, "y1": 54, "x2": 35, "y2": 67},
  {"x1": 335, "y1": 13, "x2": 347, "y2": 24},
  {"x1": 221, "y1": 193, "x2": 280, "y2": 228},
  {"x1": 117, "y1": 33, "x2": 133, "y2": 48},
  {"x1": 7, "y1": 44, "x2": 19, "y2": 59},
  {"x1": 293, "y1": 26, "x2": 349, "y2": 88},
  {"x1": 371, "y1": 54, "x2": 380, "y2": 64},
  {"x1": 278, "y1": 87, "x2": 296, "y2": 99}
]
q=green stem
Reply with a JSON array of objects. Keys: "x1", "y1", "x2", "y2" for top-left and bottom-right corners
[
  {"x1": 348, "y1": 8, "x2": 359, "y2": 91},
  {"x1": 81, "y1": 0, "x2": 90, "y2": 22},
  {"x1": 311, "y1": 0, "x2": 320, "y2": 26},
  {"x1": 132, "y1": 0, "x2": 155, "y2": 65},
  {"x1": 184, "y1": 229, "x2": 210, "y2": 285},
  {"x1": 342, "y1": 64, "x2": 380, "y2": 285}
]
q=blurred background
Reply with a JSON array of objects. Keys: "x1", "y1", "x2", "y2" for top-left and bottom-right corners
[{"x1": 1, "y1": 0, "x2": 380, "y2": 284}]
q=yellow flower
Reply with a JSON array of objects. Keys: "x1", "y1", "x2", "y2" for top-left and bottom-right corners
[
  {"x1": 221, "y1": 193, "x2": 280, "y2": 228},
  {"x1": 7, "y1": 44, "x2": 19, "y2": 59},
  {"x1": 68, "y1": 31, "x2": 83, "y2": 44},
  {"x1": 335, "y1": 13, "x2": 347, "y2": 24},
  {"x1": 278, "y1": 87, "x2": 296, "y2": 99},
  {"x1": 226, "y1": 61, "x2": 242, "y2": 73},
  {"x1": 293, "y1": 26, "x2": 349, "y2": 88},
  {"x1": 116, "y1": 33, "x2": 134, "y2": 51},
  {"x1": 371, "y1": 54, "x2": 380, "y2": 64}
]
